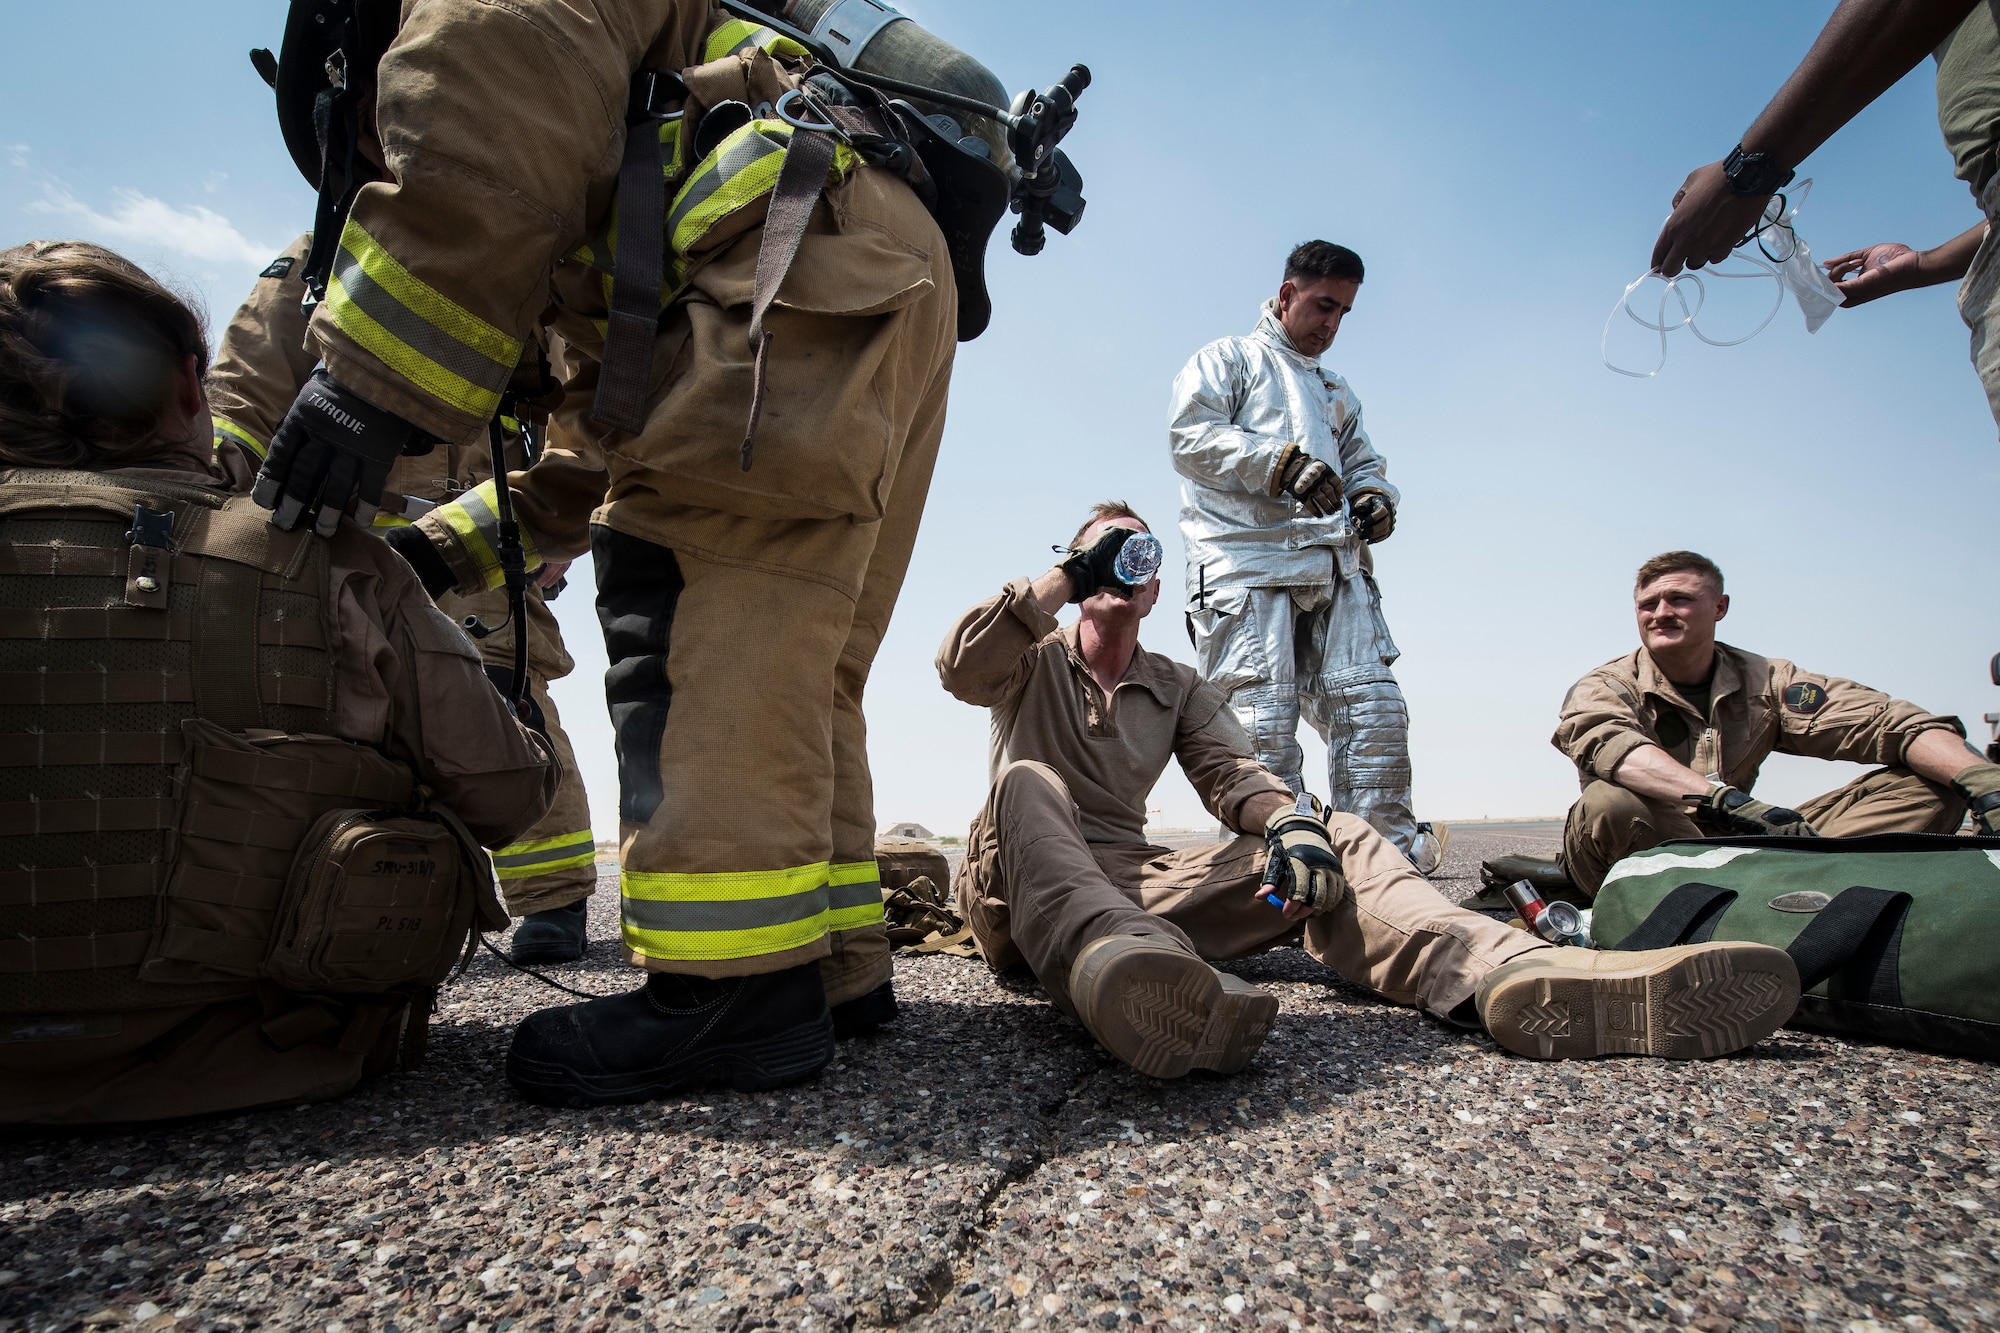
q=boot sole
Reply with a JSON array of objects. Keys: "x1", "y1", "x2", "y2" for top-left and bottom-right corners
[
  {"x1": 505, "y1": 1011, "x2": 835, "y2": 1107},
  {"x1": 1481, "y1": 942, "x2": 1797, "y2": 1060},
  {"x1": 1075, "y1": 942, "x2": 1278, "y2": 1078}
]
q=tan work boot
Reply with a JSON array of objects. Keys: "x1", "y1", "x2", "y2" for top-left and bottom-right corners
[
  {"x1": 1475, "y1": 942, "x2": 1799, "y2": 1060},
  {"x1": 1069, "y1": 935, "x2": 1278, "y2": 1078}
]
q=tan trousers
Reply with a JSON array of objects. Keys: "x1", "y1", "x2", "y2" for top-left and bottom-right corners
[
  {"x1": 1562, "y1": 768, "x2": 1966, "y2": 897},
  {"x1": 437, "y1": 583, "x2": 597, "y2": 916},
  {"x1": 957, "y1": 761, "x2": 1546, "y2": 1022},
  {"x1": 598, "y1": 169, "x2": 958, "y2": 1006}
]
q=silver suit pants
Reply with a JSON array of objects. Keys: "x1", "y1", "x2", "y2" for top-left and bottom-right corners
[{"x1": 1188, "y1": 578, "x2": 1416, "y2": 853}]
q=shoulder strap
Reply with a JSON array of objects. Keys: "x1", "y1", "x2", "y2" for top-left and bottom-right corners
[
  {"x1": 592, "y1": 71, "x2": 687, "y2": 435},
  {"x1": 739, "y1": 126, "x2": 838, "y2": 470}
]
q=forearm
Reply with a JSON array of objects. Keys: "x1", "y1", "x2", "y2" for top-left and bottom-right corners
[
  {"x1": 1239, "y1": 790, "x2": 1290, "y2": 831},
  {"x1": 1028, "y1": 566, "x2": 1072, "y2": 613},
  {"x1": 1922, "y1": 222, "x2": 1988, "y2": 285},
  {"x1": 1609, "y1": 744, "x2": 1713, "y2": 804},
  {"x1": 1740, "y1": 0, "x2": 1979, "y2": 168},
  {"x1": 1905, "y1": 726, "x2": 1987, "y2": 785}
]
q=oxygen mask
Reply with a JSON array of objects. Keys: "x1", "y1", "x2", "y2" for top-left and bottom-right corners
[{"x1": 1603, "y1": 179, "x2": 1844, "y2": 378}]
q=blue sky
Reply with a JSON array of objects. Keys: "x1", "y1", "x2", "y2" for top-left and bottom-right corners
[{"x1": 7, "y1": 1, "x2": 1994, "y2": 836}]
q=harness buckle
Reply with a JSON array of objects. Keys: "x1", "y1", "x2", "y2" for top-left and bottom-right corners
[{"x1": 627, "y1": 68, "x2": 688, "y2": 122}]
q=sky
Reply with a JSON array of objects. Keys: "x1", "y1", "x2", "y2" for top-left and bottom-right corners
[{"x1": 5, "y1": 1, "x2": 1995, "y2": 840}]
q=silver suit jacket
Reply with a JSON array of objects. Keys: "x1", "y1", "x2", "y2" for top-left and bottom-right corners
[{"x1": 1168, "y1": 298, "x2": 1397, "y2": 598}]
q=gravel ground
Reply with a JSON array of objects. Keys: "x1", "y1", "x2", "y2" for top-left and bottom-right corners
[{"x1": 3, "y1": 824, "x2": 1996, "y2": 1333}]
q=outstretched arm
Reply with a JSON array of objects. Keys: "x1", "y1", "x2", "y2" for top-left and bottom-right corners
[
  {"x1": 1822, "y1": 222, "x2": 1987, "y2": 305},
  {"x1": 1651, "y1": 0, "x2": 1979, "y2": 278}
]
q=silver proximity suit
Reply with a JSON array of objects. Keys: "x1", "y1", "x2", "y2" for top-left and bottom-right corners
[{"x1": 1169, "y1": 298, "x2": 1416, "y2": 853}]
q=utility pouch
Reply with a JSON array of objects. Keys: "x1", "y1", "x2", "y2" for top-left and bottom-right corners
[
  {"x1": 144, "y1": 719, "x2": 416, "y2": 984},
  {"x1": 266, "y1": 811, "x2": 473, "y2": 992}
]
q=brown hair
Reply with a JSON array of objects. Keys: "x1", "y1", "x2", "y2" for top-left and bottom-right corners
[
  {"x1": 0, "y1": 240, "x2": 210, "y2": 469},
  {"x1": 1069, "y1": 500, "x2": 1147, "y2": 549},
  {"x1": 1635, "y1": 550, "x2": 1724, "y2": 595}
]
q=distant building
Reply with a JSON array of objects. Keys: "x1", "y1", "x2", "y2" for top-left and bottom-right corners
[{"x1": 880, "y1": 821, "x2": 935, "y2": 841}]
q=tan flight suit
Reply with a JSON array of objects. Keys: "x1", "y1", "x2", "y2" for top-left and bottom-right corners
[
  {"x1": 209, "y1": 233, "x2": 599, "y2": 916},
  {"x1": 301, "y1": 2, "x2": 955, "y2": 1006},
  {"x1": 1554, "y1": 643, "x2": 1969, "y2": 896},
  {"x1": 0, "y1": 465, "x2": 554, "y2": 1123},
  {"x1": 938, "y1": 581, "x2": 1547, "y2": 1021}
]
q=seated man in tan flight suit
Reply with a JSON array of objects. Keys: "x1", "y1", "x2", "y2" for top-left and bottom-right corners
[
  {"x1": 938, "y1": 505, "x2": 1804, "y2": 1070},
  {"x1": 1509, "y1": 551, "x2": 2000, "y2": 901},
  {"x1": 0, "y1": 241, "x2": 556, "y2": 1123}
]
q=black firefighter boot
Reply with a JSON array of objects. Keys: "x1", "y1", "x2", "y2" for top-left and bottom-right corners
[
  {"x1": 509, "y1": 902, "x2": 588, "y2": 966},
  {"x1": 506, "y1": 962, "x2": 836, "y2": 1107},
  {"x1": 831, "y1": 981, "x2": 897, "y2": 1039}
]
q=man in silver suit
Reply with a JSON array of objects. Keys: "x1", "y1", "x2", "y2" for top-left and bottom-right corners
[{"x1": 1170, "y1": 240, "x2": 1441, "y2": 870}]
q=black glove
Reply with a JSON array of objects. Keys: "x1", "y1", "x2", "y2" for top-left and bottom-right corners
[
  {"x1": 1271, "y1": 442, "x2": 1343, "y2": 517},
  {"x1": 1060, "y1": 526, "x2": 1158, "y2": 603},
  {"x1": 1348, "y1": 489, "x2": 1395, "y2": 543},
  {"x1": 382, "y1": 523, "x2": 458, "y2": 600},
  {"x1": 1687, "y1": 783, "x2": 1817, "y2": 837},
  {"x1": 1262, "y1": 794, "x2": 1349, "y2": 913},
  {"x1": 1951, "y1": 762, "x2": 2000, "y2": 835},
  {"x1": 252, "y1": 369, "x2": 430, "y2": 536}
]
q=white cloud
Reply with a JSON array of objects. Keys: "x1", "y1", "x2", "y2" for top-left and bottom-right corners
[{"x1": 26, "y1": 183, "x2": 271, "y2": 269}]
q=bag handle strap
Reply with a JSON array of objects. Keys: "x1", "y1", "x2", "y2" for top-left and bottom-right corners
[
  {"x1": 1784, "y1": 885, "x2": 1910, "y2": 994},
  {"x1": 1609, "y1": 881, "x2": 1737, "y2": 951}
]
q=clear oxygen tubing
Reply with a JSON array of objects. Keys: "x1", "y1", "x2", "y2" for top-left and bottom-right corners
[{"x1": 1602, "y1": 180, "x2": 1816, "y2": 379}]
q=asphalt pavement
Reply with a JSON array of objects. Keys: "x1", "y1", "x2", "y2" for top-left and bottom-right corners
[{"x1": 2, "y1": 823, "x2": 1995, "y2": 1333}]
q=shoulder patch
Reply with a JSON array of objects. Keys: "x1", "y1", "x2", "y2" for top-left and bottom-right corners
[
  {"x1": 1781, "y1": 681, "x2": 1826, "y2": 715},
  {"x1": 260, "y1": 255, "x2": 296, "y2": 280}
]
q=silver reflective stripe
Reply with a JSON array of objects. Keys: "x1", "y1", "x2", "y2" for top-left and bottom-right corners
[
  {"x1": 329, "y1": 241, "x2": 515, "y2": 402},
  {"x1": 621, "y1": 887, "x2": 831, "y2": 933},
  {"x1": 828, "y1": 876, "x2": 882, "y2": 912}
]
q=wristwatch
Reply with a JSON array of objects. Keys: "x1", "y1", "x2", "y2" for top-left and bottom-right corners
[{"x1": 1721, "y1": 144, "x2": 1794, "y2": 199}]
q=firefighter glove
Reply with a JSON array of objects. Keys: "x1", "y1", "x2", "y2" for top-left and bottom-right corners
[
  {"x1": 1689, "y1": 783, "x2": 1818, "y2": 837},
  {"x1": 253, "y1": 370, "x2": 430, "y2": 536},
  {"x1": 1349, "y1": 489, "x2": 1396, "y2": 543},
  {"x1": 1060, "y1": 525, "x2": 1162, "y2": 603},
  {"x1": 1272, "y1": 442, "x2": 1343, "y2": 517},
  {"x1": 1951, "y1": 762, "x2": 2000, "y2": 835},
  {"x1": 1263, "y1": 794, "x2": 1349, "y2": 913}
]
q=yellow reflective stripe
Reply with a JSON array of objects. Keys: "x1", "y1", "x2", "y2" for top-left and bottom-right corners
[
  {"x1": 668, "y1": 120, "x2": 858, "y2": 260},
  {"x1": 826, "y1": 859, "x2": 885, "y2": 931},
  {"x1": 703, "y1": 18, "x2": 809, "y2": 61},
  {"x1": 323, "y1": 219, "x2": 522, "y2": 421},
  {"x1": 493, "y1": 829, "x2": 597, "y2": 879},
  {"x1": 371, "y1": 512, "x2": 413, "y2": 529},
  {"x1": 435, "y1": 479, "x2": 540, "y2": 592},
  {"x1": 212, "y1": 416, "x2": 268, "y2": 460},
  {"x1": 621, "y1": 861, "x2": 832, "y2": 962}
]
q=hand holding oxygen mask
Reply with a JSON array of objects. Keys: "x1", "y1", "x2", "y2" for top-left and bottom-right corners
[
  {"x1": 1060, "y1": 526, "x2": 1163, "y2": 603},
  {"x1": 1605, "y1": 180, "x2": 1843, "y2": 379},
  {"x1": 1261, "y1": 793, "x2": 1348, "y2": 915}
]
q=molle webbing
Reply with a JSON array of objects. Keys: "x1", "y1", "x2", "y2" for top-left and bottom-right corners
[{"x1": 0, "y1": 474, "x2": 334, "y2": 1014}]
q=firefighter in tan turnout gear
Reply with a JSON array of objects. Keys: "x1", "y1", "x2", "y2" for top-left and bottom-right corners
[
  {"x1": 0, "y1": 241, "x2": 555, "y2": 1124},
  {"x1": 938, "y1": 504, "x2": 1804, "y2": 1070},
  {"x1": 1486, "y1": 551, "x2": 2000, "y2": 900},
  {"x1": 208, "y1": 231, "x2": 601, "y2": 965},
  {"x1": 248, "y1": 0, "x2": 1091, "y2": 1105}
]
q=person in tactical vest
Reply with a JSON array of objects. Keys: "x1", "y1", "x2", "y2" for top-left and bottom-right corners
[
  {"x1": 0, "y1": 240, "x2": 557, "y2": 1124},
  {"x1": 247, "y1": 0, "x2": 1088, "y2": 1106},
  {"x1": 208, "y1": 232, "x2": 602, "y2": 966},
  {"x1": 1489, "y1": 551, "x2": 2000, "y2": 900},
  {"x1": 938, "y1": 505, "x2": 1805, "y2": 1071}
]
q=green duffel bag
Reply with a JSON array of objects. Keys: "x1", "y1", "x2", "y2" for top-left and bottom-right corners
[{"x1": 1593, "y1": 833, "x2": 2000, "y2": 1061}]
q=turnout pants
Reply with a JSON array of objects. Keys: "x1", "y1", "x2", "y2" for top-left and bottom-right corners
[
  {"x1": 958, "y1": 761, "x2": 1544, "y2": 1021},
  {"x1": 1191, "y1": 578, "x2": 1417, "y2": 854},
  {"x1": 592, "y1": 176, "x2": 958, "y2": 1006},
  {"x1": 1562, "y1": 767, "x2": 1967, "y2": 898},
  {"x1": 439, "y1": 583, "x2": 597, "y2": 916}
]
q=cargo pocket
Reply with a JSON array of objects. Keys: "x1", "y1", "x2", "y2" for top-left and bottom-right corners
[
  {"x1": 143, "y1": 720, "x2": 415, "y2": 985},
  {"x1": 643, "y1": 168, "x2": 942, "y2": 522},
  {"x1": 265, "y1": 812, "x2": 471, "y2": 992},
  {"x1": 1186, "y1": 586, "x2": 1257, "y2": 694}
]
